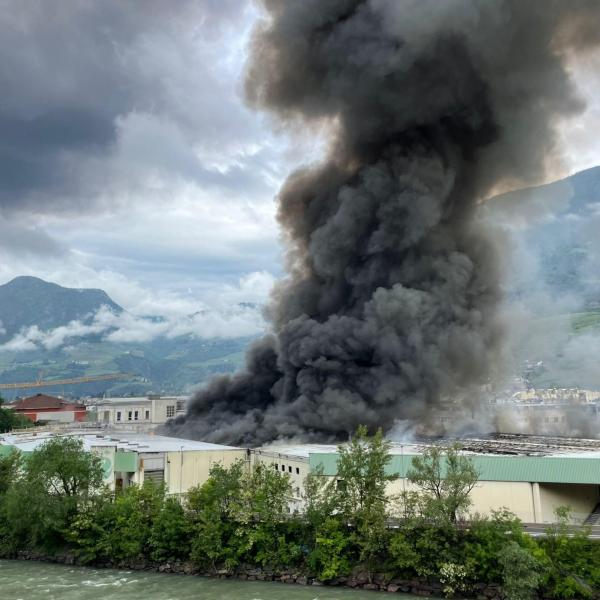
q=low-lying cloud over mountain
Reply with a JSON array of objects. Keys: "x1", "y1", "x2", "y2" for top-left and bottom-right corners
[
  {"x1": 0, "y1": 276, "x2": 267, "y2": 352},
  {"x1": 0, "y1": 276, "x2": 267, "y2": 397}
]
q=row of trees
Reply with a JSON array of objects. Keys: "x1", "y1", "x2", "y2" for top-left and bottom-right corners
[{"x1": 0, "y1": 427, "x2": 598, "y2": 599}]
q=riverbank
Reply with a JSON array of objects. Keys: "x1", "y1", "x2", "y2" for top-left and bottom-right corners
[
  {"x1": 13, "y1": 551, "x2": 502, "y2": 598},
  {"x1": 2, "y1": 433, "x2": 598, "y2": 599}
]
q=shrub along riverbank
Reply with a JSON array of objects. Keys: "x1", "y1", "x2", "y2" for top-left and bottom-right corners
[{"x1": 0, "y1": 428, "x2": 598, "y2": 599}]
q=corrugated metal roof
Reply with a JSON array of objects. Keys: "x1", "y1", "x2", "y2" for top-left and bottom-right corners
[
  {"x1": 0, "y1": 431, "x2": 240, "y2": 454},
  {"x1": 309, "y1": 452, "x2": 600, "y2": 484}
]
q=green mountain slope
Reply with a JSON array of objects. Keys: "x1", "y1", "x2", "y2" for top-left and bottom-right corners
[
  {"x1": 0, "y1": 276, "x2": 122, "y2": 342},
  {"x1": 0, "y1": 336, "x2": 251, "y2": 399}
]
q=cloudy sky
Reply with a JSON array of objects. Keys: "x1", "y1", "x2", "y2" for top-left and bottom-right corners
[{"x1": 1, "y1": 0, "x2": 599, "y2": 332}]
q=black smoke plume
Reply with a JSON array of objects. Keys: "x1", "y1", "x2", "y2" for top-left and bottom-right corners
[{"x1": 168, "y1": 0, "x2": 600, "y2": 445}]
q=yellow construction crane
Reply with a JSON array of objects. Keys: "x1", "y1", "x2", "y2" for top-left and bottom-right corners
[{"x1": 0, "y1": 373, "x2": 133, "y2": 390}]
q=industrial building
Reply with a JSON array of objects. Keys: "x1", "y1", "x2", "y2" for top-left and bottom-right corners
[
  {"x1": 485, "y1": 386, "x2": 600, "y2": 437},
  {"x1": 296, "y1": 435, "x2": 600, "y2": 525},
  {"x1": 1, "y1": 430, "x2": 598, "y2": 524},
  {"x1": 86, "y1": 395, "x2": 187, "y2": 430},
  {"x1": 0, "y1": 429, "x2": 244, "y2": 492},
  {"x1": 0, "y1": 429, "x2": 309, "y2": 508},
  {"x1": 252, "y1": 446, "x2": 317, "y2": 512}
]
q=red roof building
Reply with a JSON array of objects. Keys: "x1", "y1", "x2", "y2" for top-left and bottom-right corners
[{"x1": 12, "y1": 394, "x2": 87, "y2": 423}]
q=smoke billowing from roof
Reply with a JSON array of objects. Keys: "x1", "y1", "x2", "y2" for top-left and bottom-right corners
[{"x1": 168, "y1": 0, "x2": 600, "y2": 445}]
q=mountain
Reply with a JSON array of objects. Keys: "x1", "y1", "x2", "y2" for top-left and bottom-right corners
[
  {"x1": 487, "y1": 165, "x2": 600, "y2": 305},
  {"x1": 0, "y1": 335, "x2": 251, "y2": 400},
  {"x1": 0, "y1": 276, "x2": 254, "y2": 399},
  {"x1": 486, "y1": 166, "x2": 600, "y2": 389},
  {"x1": 0, "y1": 276, "x2": 123, "y2": 342}
]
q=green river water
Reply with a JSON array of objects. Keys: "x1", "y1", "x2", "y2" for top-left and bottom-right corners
[{"x1": 0, "y1": 560, "x2": 423, "y2": 600}]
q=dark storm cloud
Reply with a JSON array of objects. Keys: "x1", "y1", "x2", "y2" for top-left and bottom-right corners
[
  {"x1": 0, "y1": 0, "x2": 257, "y2": 213},
  {"x1": 168, "y1": 0, "x2": 600, "y2": 446}
]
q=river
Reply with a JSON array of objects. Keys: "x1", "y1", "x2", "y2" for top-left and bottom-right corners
[{"x1": 0, "y1": 560, "x2": 423, "y2": 600}]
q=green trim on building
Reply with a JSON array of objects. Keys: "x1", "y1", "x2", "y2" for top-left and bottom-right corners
[
  {"x1": 114, "y1": 451, "x2": 138, "y2": 472},
  {"x1": 0, "y1": 444, "x2": 16, "y2": 457},
  {"x1": 0, "y1": 444, "x2": 32, "y2": 458},
  {"x1": 309, "y1": 453, "x2": 600, "y2": 485}
]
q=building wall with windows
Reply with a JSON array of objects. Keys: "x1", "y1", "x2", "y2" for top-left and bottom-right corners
[
  {"x1": 493, "y1": 403, "x2": 600, "y2": 436},
  {"x1": 89, "y1": 395, "x2": 187, "y2": 430},
  {"x1": 252, "y1": 448, "x2": 311, "y2": 512}
]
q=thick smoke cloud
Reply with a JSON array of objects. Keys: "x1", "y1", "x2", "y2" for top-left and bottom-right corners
[{"x1": 169, "y1": 0, "x2": 600, "y2": 445}]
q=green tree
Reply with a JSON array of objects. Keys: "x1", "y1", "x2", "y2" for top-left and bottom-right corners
[
  {"x1": 303, "y1": 464, "x2": 355, "y2": 581},
  {"x1": 335, "y1": 426, "x2": 395, "y2": 578},
  {"x1": 407, "y1": 443, "x2": 479, "y2": 523},
  {"x1": 149, "y1": 496, "x2": 191, "y2": 562},
  {"x1": 26, "y1": 437, "x2": 103, "y2": 499},
  {"x1": 6, "y1": 436, "x2": 104, "y2": 552},
  {"x1": 188, "y1": 460, "x2": 298, "y2": 571},
  {"x1": 0, "y1": 449, "x2": 23, "y2": 554},
  {"x1": 65, "y1": 490, "x2": 114, "y2": 563},
  {"x1": 499, "y1": 541, "x2": 543, "y2": 600},
  {"x1": 0, "y1": 449, "x2": 21, "y2": 497},
  {"x1": 463, "y1": 509, "x2": 528, "y2": 583},
  {"x1": 308, "y1": 517, "x2": 353, "y2": 581},
  {"x1": 541, "y1": 507, "x2": 600, "y2": 598},
  {"x1": 303, "y1": 464, "x2": 337, "y2": 531},
  {"x1": 232, "y1": 461, "x2": 298, "y2": 569},
  {"x1": 0, "y1": 397, "x2": 33, "y2": 433},
  {"x1": 187, "y1": 460, "x2": 245, "y2": 569},
  {"x1": 396, "y1": 519, "x2": 461, "y2": 579},
  {"x1": 336, "y1": 426, "x2": 394, "y2": 521},
  {"x1": 104, "y1": 481, "x2": 164, "y2": 562},
  {"x1": 301, "y1": 461, "x2": 340, "y2": 568},
  {"x1": 387, "y1": 529, "x2": 420, "y2": 577},
  {"x1": 233, "y1": 461, "x2": 291, "y2": 524}
]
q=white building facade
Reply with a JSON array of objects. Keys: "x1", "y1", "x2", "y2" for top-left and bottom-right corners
[{"x1": 88, "y1": 395, "x2": 187, "y2": 430}]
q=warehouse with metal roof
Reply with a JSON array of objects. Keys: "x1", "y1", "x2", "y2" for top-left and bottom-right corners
[
  {"x1": 300, "y1": 435, "x2": 600, "y2": 525},
  {"x1": 2, "y1": 430, "x2": 599, "y2": 524}
]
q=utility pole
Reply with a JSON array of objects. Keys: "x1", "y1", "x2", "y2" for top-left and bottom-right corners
[
  {"x1": 179, "y1": 445, "x2": 184, "y2": 497},
  {"x1": 401, "y1": 444, "x2": 406, "y2": 493}
]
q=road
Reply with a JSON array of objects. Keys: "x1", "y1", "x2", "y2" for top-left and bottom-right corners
[{"x1": 522, "y1": 522, "x2": 600, "y2": 539}]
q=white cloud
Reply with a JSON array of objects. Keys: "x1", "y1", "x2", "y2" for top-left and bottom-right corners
[
  {"x1": 559, "y1": 48, "x2": 600, "y2": 175},
  {"x1": 0, "y1": 1, "x2": 595, "y2": 346},
  {"x1": 0, "y1": 270, "x2": 273, "y2": 353},
  {"x1": 102, "y1": 305, "x2": 265, "y2": 343},
  {"x1": 0, "y1": 313, "x2": 109, "y2": 352}
]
